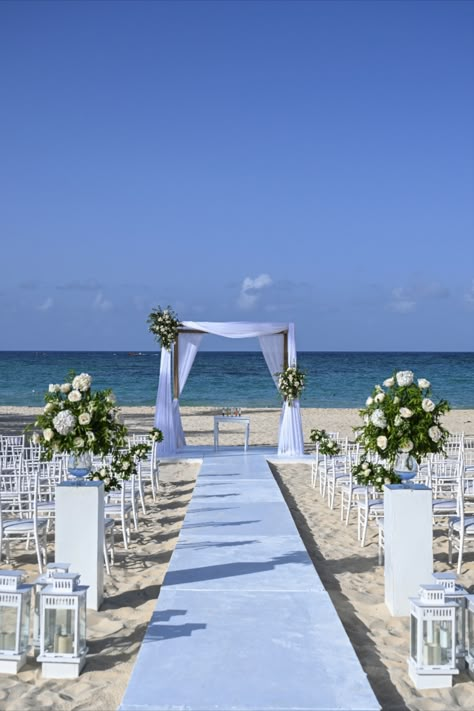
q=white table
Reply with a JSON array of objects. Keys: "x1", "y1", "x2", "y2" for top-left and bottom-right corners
[{"x1": 213, "y1": 416, "x2": 250, "y2": 451}]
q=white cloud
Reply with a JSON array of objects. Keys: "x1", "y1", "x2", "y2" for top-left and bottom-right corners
[
  {"x1": 36, "y1": 297, "x2": 53, "y2": 312},
  {"x1": 237, "y1": 273, "x2": 273, "y2": 310},
  {"x1": 93, "y1": 292, "x2": 113, "y2": 312},
  {"x1": 388, "y1": 287, "x2": 416, "y2": 313}
]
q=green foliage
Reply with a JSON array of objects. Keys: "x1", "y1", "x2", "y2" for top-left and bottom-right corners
[
  {"x1": 276, "y1": 365, "x2": 306, "y2": 405},
  {"x1": 31, "y1": 372, "x2": 128, "y2": 460},
  {"x1": 352, "y1": 459, "x2": 401, "y2": 491},
  {"x1": 355, "y1": 370, "x2": 450, "y2": 465},
  {"x1": 309, "y1": 428, "x2": 341, "y2": 455},
  {"x1": 147, "y1": 305, "x2": 181, "y2": 350}
]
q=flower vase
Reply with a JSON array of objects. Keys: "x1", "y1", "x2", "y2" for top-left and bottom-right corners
[
  {"x1": 395, "y1": 451, "x2": 417, "y2": 483},
  {"x1": 67, "y1": 452, "x2": 92, "y2": 484}
]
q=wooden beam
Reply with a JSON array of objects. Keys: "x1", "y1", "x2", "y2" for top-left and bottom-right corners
[
  {"x1": 173, "y1": 335, "x2": 179, "y2": 399},
  {"x1": 283, "y1": 330, "x2": 288, "y2": 370}
]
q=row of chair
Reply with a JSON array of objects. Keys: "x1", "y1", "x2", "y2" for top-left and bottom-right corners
[{"x1": 0, "y1": 434, "x2": 160, "y2": 574}]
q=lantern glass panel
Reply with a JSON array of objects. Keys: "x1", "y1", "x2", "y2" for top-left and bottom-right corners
[
  {"x1": 0, "y1": 605, "x2": 18, "y2": 652},
  {"x1": 19, "y1": 596, "x2": 31, "y2": 653},
  {"x1": 422, "y1": 619, "x2": 453, "y2": 666},
  {"x1": 78, "y1": 597, "x2": 86, "y2": 652},
  {"x1": 455, "y1": 605, "x2": 465, "y2": 654},
  {"x1": 44, "y1": 607, "x2": 75, "y2": 655},
  {"x1": 410, "y1": 614, "x2": 418, "y2": 662},
  {"x1": 469, "y1": 607, "x2": 474, "y2": 656}
]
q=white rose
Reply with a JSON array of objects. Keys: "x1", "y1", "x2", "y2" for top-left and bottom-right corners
[
  {"x1": 122, "y1": 461, "x2": 130, "y2": 470},
  {"x1": 399, "y1": 407, "x2": 413, "y2": 419},
  {"x1": 377, "y1": 435, "x2": 388, "y2": 450},
  {"x1": 87, "y1": 431, "x2": 95, "y2": 443},
  {"x1": 422, "y1": 398, "x2": 435, "y2": 413},
  {"x1": 375, "y1": 393, "x2": 385, "y2": 403},
  {"x1": 107, "y1": 393, "x2": 116, "y2": 404},
  {"x1": 43, "y1": 428, "x2": 54, "y2": 442},
  {"x1": 383, "y1": 377, "x2": 395, "y2": 388},
  {"x1": 79, "y1": 412, "x2": 91, "y2": 425},
  {"x1": 366, "y1": 397, "x2": 374, "y2": 406},
  {"x1": 44, "y1": 403, "x2": 55, "y2": 413},
  {"x1": 362, "y1": 462, "x2": 370, "y2": 470},
  {"x1": 72, "y1": 373, "x2": 92, "y2": 392},
  {"x1": 104, "y1": 477, "x2": 111, "y2": 486},
  {"x1": 418, "y1": 378, "x2": 430, "y2": 389},
  {"x1": 394, "y1": 415, "x2": 403, "y2": 427},
  {"x1": 68, "y1": 390, "x2": 82, "y2": 402},
  {"x1": 32, "y1": 432, "x2": 41, "y2": 445},
  {"x1": 393, "y1": 396, "x2": 400, "y2": 404},
  {"x1": 429, "y1": 426, "x2": 442, "y2": 443},
  {"x1": 48, "y1": 384, "x2": 56, "y2": 393},
  {"x1": 60, "y1": 383, "x2": 72, "y2": 394},
  {"x1": 73, "y1": 437, "x2": 84, "y2": 449},
  {"x1": 396, "y1": 370, "x2": 414, "y2": 387},
  {"x1": 371, "y1": 409, "x2": 387, "y2": 428},
  {"x1": 400, "y1": 439, "x2": 413, "y2": 452}
]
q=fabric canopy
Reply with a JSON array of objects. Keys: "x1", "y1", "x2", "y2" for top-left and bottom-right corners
[{"x1": 154, "y1": 321, "x2": 304, "y2": 457}]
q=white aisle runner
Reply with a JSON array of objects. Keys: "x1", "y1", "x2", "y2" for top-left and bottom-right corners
[{"x1": 120, "y1": 449, "x2": 380, "y2": 711}]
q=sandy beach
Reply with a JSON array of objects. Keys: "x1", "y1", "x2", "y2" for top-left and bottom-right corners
[{"x1": 0, "y1": 406, "x2": 473, "y2": 710}]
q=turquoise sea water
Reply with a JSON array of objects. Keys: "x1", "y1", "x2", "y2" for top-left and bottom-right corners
[{"x1": 0, "y1": 351, "x2": 473, "y2": 409}]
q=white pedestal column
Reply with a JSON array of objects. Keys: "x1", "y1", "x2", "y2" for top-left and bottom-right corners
[
  {"x1": 384, "y1": 483, "x2": 432, "y2": 617},
  {"x1": 55, "y1": 482, "x2": 104, "y2": 611}
]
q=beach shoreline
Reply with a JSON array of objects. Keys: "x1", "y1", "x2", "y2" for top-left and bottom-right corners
[{"x1": 1, "y1": 405, "x2": 473, "y2": 442}]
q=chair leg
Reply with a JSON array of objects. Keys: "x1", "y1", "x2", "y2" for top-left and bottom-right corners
[
  {"x1": 34, "y1": 534, "x2": 44, "y2": 575},
  {"x1": 345, "y1": 490, "x2": 352, "y2": 526},
  {"x1": 457, "y1": 530, "x2": 464, "y2": 575},
  {"x1": 103, "y1": 540, "x2": 110, "y2": 575}
]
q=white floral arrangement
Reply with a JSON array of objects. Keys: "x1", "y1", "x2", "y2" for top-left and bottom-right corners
[
  {"x1": 355, "y1": 370, "x2": 450, "y2": 476},
  {"x1": 309, "y1": 428, "x2": 340, "y2": 456},
  {"x1": 89, "y1": 442, "x2": 151, "y2": 492},
  {"x1": 147, "y1": 305, "x2": 181, "y2": 351},
  {"x1": 276, "y1": 364, "x2": 306, "y2": 406},
  {"x1": 31, "y1": 371, "x2": 128, "y2": 459},
  {"x1": 352, "y1": 459, "x2": 401, "y2": 492}
]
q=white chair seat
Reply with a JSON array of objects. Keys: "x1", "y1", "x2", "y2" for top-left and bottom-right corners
[
  {"x1": 3, "y1": 517, "x2": 48, "y2": 532},
  {"x1": 357, "y1": 498, "x2": 383, "y2": 510},
  {"x1": 433, "y1": 499, "x2": 457, "y2": 511},
  {"x1": 450, "y1": 516, "x2": 474, "y2": 533}
]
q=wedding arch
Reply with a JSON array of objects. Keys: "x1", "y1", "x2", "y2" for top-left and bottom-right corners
[{"x1": 154, "y1": 321, "x2": 304, "y2": 456}]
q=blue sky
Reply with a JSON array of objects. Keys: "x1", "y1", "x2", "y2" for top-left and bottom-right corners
[{"x1": 1, "y1": 0, "x2": 473, "y2": 351}]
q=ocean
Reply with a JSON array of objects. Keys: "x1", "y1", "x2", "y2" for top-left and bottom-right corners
[{"x1": 0, "y1": 351, "x2": 473, "y2": 409}]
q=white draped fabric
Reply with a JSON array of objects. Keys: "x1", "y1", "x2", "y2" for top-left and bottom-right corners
[
  {"x1": 172, "y1": 333, "x2": 204, "y2": 448},
  {"x1": 154, "y1": 347, "x2": 176, "y2": 456},
  {"x1": 154, "y1": 321, "x2": 304, "y2": 457}
]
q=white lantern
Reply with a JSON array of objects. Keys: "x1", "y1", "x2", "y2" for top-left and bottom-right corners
[
  {"x1": 0, "y1": 570, "x2": 32, "y2": 673},
  {"x1": 33, "y1": 562, "x2": 71, "y2": 651},
  {"x1": 466, "y1": 595, "x2": 474, "y2": 678},
  {"x1": 409, "y1": 584, "x2": 459, "y2": 689},
  {"x1": 432, "y1": 572, "x2": 469, "y2": 669},
  {"x1": 38, "y1": 573, "x2": 88, "y2": 678}
]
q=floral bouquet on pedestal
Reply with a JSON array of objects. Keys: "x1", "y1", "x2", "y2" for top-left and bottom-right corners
[
  {"x1": 276, "y1": 365, "x2": 306, "y2": 406},
  {"x1": 309, "y1": 428, "x2": 341, "y2": 456},
  {"x1": 354, "y1": 370, "x2": 450, "y2": 488},
  {"x1": 32, "y1": 372, "x2": 128, "y2": 460}
]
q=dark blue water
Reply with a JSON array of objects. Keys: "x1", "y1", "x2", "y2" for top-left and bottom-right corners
[{"x1": 0, "y1": 351, "x2": 473, "y2": 408}]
